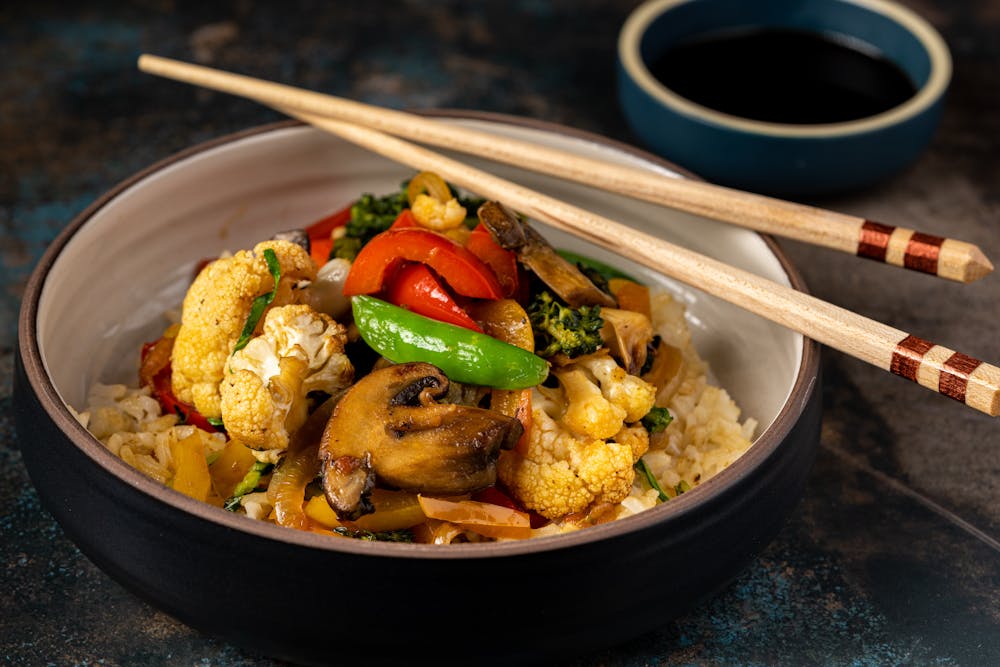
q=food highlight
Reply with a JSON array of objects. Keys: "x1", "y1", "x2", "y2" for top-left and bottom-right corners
[{"x1": 73, "y1": 171, "x2": 756, "y2": 544}]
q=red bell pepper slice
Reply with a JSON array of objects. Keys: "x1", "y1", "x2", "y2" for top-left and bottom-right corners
[
  {"x1": 305, "y1": 203, "x2": 353, "y2": 266},
  {"x1": 389, "y1": 208, "x2": 419, "y2": 231},
  {"x1": 465, "y1": 223, "x2": 519, "y2": 298},
  {"x1": 384, "y1": 263, "x2": 483, "y2": 332},
  {"x1": 343, "y1": 228, "x2": 504, "y2": 299}
]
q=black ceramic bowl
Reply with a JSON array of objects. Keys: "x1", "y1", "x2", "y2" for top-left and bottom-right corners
[{"x1": 14, "y1": 114, "x2": 821, "y2": 666}]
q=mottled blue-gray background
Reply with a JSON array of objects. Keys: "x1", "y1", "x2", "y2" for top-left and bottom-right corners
[{"x1": 2, "y1": 1, "x2": 999, "y2": 665}]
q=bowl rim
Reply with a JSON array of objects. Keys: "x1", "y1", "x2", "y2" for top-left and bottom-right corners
[
  {"x1": 18, "y1": 112, "x2": 821, "y2": 559},
  {"x1": 618, "y1": 0, "x2": 952, "y2": 138}
]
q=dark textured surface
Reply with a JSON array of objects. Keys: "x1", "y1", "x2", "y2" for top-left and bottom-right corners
[{"x1": 2, "y1": 1, "x2": 998, "y2": 665}]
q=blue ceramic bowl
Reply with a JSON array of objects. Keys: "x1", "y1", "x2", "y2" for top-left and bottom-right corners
[{"x1": 617, "y1": 0, "x2": 951, "y2": 196}]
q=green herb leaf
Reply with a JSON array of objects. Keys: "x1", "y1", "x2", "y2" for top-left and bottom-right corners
[
  {"x1": 206, "y1": 416, "x2": 225, "y2": 428},
  {"x1": 635, "y1": 458, "x2": 670, "y2": 503},
  {"x1": 675, "y1": 480, "x2": 691, "y2": 496},
  {"x1": 232, "y1": 248, "x2": 281, "y2": 355},
  {"x1": 641, "y1": 406, "x2": 674, "y2": 434}
]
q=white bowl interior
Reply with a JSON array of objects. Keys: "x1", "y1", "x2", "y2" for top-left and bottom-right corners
[{"x1": 38, "y1": 120, "x2": 802, "y2": 437}]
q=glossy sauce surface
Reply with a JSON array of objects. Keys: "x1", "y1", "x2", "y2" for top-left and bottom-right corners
[{"x1": 648, "y1": 28, "x2": 918, "y2": 124}]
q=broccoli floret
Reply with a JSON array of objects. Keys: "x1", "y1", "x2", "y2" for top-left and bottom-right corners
[
  {"x1": 332, "y1": 187, "x2": 408, "y2": 260},
  {"x1": 528, "y1": 290, "x2": 604, "y2": 359},
  {"x1": 333, "y1": 526, "x2": 415, "y2": 543},
  {"x1": 641, "y1": 406, "x2": 674, "y2": 433}
]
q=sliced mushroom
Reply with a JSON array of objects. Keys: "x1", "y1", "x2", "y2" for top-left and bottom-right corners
[
  {"x1": 319, "y1": 362, "x2": 523, "y2": 520},
  {"x1": 477, "y1": 201, "x2": 616, "y2": 308},
  {"x1": 600, "y1": 307, "x2": 654, "y2": 375}
]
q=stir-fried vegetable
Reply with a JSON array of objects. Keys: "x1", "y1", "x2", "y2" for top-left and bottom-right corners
[
  {"x1": 641, "y1": 406, "x2": 674, "y2": 433},
  {"x1": 479, "y1": 201, "x2": 616, "y2": 308},
  {"x1": 209, "y1": 439, "x2": 257, "y2": 499},
  {"x1": 351, "y1": 296, "x2": 549, "y2": 390},
  {"x1": 304, "y1": 204, "x2": 352, "y2": 265},
  {"x1": 170, "y1": 433, "x2": 213, "y2": 502},
  {"x1": 232, "y1": 248, "x2": 281, "y2": 354},
  {"x1": 417, "y1": 496, "x2": 532, "y2": 540},
  {"x1": 331, "y1": 187, "x2": 409, "y2": 260},
  {"x1": 305, "y1": 489, "x2": 426, "y2": 532},
  {"x1": 635, "y1": 459, "x2": 670, "y2": 503},
  {"x1": 343, "y1": 227, "x2": 504, "y2": 299},
  {"x1": 139, "y1": 328, "x2": 219, "y2": 433},
  {"x1": 528, "y1": 290, "x2": 605, "y2": 358},
  {"x1": 465, "y1": 223, "x2": 520, "y2": 298},
  {"x1": 224, "y1": 460, "x2": 272, "y2": 511},
  {"x1": 383, "y1": 263, "x2": 483, "y2": 332}
]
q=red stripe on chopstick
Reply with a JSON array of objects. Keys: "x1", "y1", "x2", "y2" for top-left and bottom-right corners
[
  {"x1": 940, "y1": 352, "x2": 982, "y2": 403},
  {"x1": 904, "y1": 232, "x2": 945, "y2": 274},
  {"x1": 857, "y1": 220, "x2": 894, "y2": 262},
  {"x1": 891, "y1": 337, "x2": 986, "y2": 405},
  {"x1": 891, "y1": 335, "x2": 934, "y2": 382}
]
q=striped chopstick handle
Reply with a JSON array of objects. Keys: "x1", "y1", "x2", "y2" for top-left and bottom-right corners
[
  {"x1": 856, "y1": 220, "x2": 992, "y2": 283},
  {"x1": 858, "y1": 221, "x2": 943, "y2": 273},
  {"x1": 892, "y1": 335, "x2": 1000, "y2": 415}
]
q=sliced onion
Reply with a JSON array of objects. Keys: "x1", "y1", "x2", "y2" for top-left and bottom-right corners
[
  {"x1": 267, "y1": 396, "x2": 338, "y2": 530},
  {"x1": 418, "y1": 496, "x2": 531, "y2": 540}
]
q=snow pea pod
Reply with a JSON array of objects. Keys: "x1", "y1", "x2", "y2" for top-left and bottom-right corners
[{"x1": 351, "y1": 296, "x2": 549, "y2": 390}]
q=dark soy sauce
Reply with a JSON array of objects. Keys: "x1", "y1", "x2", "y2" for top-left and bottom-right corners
[{"x1": 648, "y1": 28, "x2": 918, "y2": 124}]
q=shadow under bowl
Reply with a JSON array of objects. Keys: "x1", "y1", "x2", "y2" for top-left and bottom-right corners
[
  {"x1": 14, "y1": 114, "x2": 822, "y2": 666},
  {"x1": 617, "y1": 0, "x2": 951, "y2": 197}
]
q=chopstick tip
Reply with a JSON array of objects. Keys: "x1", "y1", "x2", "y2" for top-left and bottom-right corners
[{"x1": 964, "y1": 246, "x2": 994, "y2": 283}]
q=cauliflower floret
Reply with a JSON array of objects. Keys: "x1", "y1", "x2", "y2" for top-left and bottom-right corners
[
  {"x1": 498, "y1": 399, "x2": 637, "y2": 520},
  {"x1": 410, "y1": 193, "x2": 467, "y2": 231},
  {"x1": 220, "y1": 304, "x2": 353, "y2": 457},
  {"x1": 545, "y1": 368, "x2": 626, "y2": 440},
  {"x1": 255, "y1": 304, "x2": 355, "y2": 394},
  {"x1": 171, "y1": 240, "x2": 317, "y2": 418},
  {"x1": 499, "y1": 353, "x2": 656, "y2": 520},
  {"x1": 573, "y1": 353, "x2": 657, "y2": 423},
  {"x1": 541, "y1": 352, "x2": 657, "y2": 439},
  {"x1": 612, "y1": 423, "x2": 651, "y2": 461}
]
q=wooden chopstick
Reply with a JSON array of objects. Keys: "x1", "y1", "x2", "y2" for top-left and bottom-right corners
[
  {"x1": 137, "y1": 54, "x2": 993, "y2": 284},
  {"x1": 136, "y1": 57, "x2": 1000, "y2": 416}
]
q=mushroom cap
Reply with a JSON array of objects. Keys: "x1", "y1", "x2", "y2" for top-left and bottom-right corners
[{"x1": 319, "y1": 363, "x2": 523, "y2": 519}]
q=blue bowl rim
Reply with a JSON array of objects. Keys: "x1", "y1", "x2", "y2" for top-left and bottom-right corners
[{"x1": 618, "y1": 0, "x2": 952, "y2": 138}]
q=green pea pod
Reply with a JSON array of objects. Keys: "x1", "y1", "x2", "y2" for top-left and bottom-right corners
[{"x1": 351, "y1": 295, "x2": 549, "y2": 390}]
